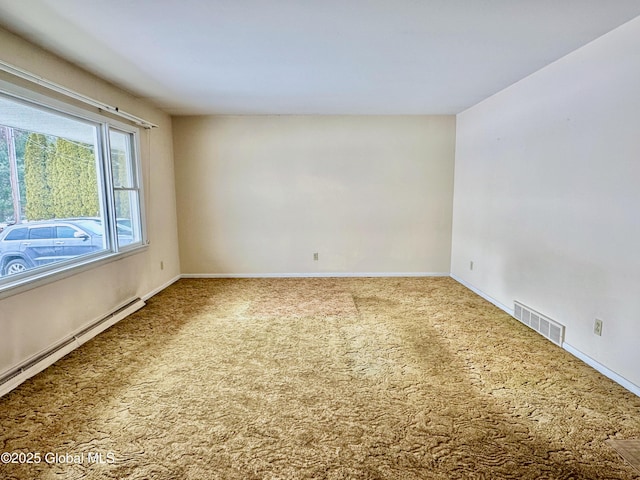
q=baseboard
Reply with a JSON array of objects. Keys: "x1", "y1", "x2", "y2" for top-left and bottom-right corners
[
  {"x1": 563, "y1": 343, "x2": 640, "y2": 398},
  {"x1": 0, "y1": 340, "x2": 80, "y2": 399},
  {"x1": 451, "y1": 274, "x2": 639, "y2": 398},
  {"x1": 450, "y1": 274, "x2": 513, "y2": 314},
  {"x1": 75, "y1": 298, "x2": 146, "y2": 346},
  {"x1": 181, "y1": 272, "x2": 450, "y2": 279},
  {"x1": 1, "y1": 274, "x2": 184, "y2": 398},
  {"x1": 7, "y1": 272, "x2": 636, "y2": 400},
  {"x1": 0, "y1": 297, "x2": 145, "y2": 398},
  {"x1": 0, "y1": 273, "x2": 185, "y2": 398},
  {"x1": 142, "y1": 274, "x2": 181, "y2": 300}
]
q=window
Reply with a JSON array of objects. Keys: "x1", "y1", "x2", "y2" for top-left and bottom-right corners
[
  {"x1": 56, "y1": 226, "x2": 76, "y2": 238},
  {"x1": 0, "y1": 85, "x2": 146, "y2": 292},
  {"x1": 109, "y1": 129, "x2": 142, "y2": 247},
  {"x1": 29, "y1": 227, "x2": 54, "y2": 239},
  {"x1": 4, "y1": 227, "x2": 27, "y2": 241}
]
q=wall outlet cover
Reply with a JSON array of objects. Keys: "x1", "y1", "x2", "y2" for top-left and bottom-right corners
[{"x1": 594, "y1": 319, "x2": 603, "y2": 336}]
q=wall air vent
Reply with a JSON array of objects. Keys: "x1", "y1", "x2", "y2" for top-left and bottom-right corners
[{"x1": 513, "y1": 301, "x2": 565, "y2": 346}]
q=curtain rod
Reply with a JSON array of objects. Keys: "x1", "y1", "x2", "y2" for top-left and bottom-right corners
[{"x1": 0, "y1": 60, "x2": 158, "y2": 129}]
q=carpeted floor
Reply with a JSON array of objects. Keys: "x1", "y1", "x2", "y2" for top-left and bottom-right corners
[{"x1": 1, "y1": 277, "x2": 639, "y2": 479}]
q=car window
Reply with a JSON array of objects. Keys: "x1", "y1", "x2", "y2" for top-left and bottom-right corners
[
  {"x1": 73, "y1": 221, "x2": 103, "y2": 236},
  {"x1": 56, "y1": 226, "x2": 78, "y2": 238},
  {"x1": 29, "y1": 227, "x2": 55, "y2": 240},
  {"x1": 4, "y1": 228, "x2": 28, "y2": 241}
]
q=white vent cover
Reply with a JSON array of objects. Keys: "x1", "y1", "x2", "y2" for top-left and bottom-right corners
[{"x1": 514, "y1": 301, "x2": 565, "y2": 346}]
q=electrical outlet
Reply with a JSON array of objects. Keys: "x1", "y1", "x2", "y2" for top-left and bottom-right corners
[
  {"x1": 470, "y1": 261, "x2": 474, "y2": 271},
  {"x1": 313, "y1": 253, "x2": 319, "y2": 261},
  {"x1": 594, "y1": 319, "x2": 603, "y2": 336},
  {"x1": 160, "y1": 261, "x2": 164, "y2": 270}
]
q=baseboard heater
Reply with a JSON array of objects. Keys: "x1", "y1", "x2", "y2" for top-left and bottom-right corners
[
  {"x1": 0, "y1": 297, "x2": 145, "y2": 397},
  {"x1": 513, "y1": 301, "x2": 565, "y2": 346}
]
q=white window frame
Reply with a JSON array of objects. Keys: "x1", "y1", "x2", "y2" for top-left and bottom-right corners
[{"x1": 0, "y1": 78, "x2": 147, "y2": 298}]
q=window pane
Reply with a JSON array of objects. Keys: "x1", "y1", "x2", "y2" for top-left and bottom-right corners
[
  {"x1": 110, "y1": 130, "x2": 134, "y2": 188},
  {"x1": 56, "y1": 226, "x2": 76, "y2": 238},
  {"x1": 0, "y1": 94, "x2": 107, "y2": 277},
  {"x1": 29, "y1": 227, "x2": 53, "y2": 239},
  {"x1": 5, "y1": 227, "x2": 27, "y2": 240},
  {"x1": 109, "y1": 128, "x2": 142, "y2": 248},
  {"x1": 113, "y1": 189, "x2": 140, "y2": 247}
]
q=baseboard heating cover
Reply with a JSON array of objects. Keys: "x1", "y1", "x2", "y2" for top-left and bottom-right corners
[
  {"x1": 513, "y1": 301, "x2": 565, "y2": 346},
  {"x1": 0, "y1": 297, "x2": 145, "y2": 398}
]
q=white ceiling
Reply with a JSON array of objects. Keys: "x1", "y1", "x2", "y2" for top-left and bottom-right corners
[{"x1": 1, "y1": 0, "x2": 640, "y2": 115}]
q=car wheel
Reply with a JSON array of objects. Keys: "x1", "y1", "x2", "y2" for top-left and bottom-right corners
[{"x1": 4, "y1": 258, "x2": 29, "y2": 275}]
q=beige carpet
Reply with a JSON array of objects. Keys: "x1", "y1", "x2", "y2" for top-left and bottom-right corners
[{"x1": 1, "y1": 277, "x2": 639, "y2": 479}]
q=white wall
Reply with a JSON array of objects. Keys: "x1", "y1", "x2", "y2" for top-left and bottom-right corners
[
  {"x1": 451, "y1": 17, "x2": 640, "y2": 389},
  {"x1": 0, "y1": 27, "x2": 181, "y2": 376},
  {"x1": 174, "y1": 115, "x2": 455, "y2": 275}
]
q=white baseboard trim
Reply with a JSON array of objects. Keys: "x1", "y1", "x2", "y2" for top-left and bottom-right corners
[
  {"x1": 450, "y1": 274, "x2": 513, "y2": 315},
  {"x1": 0, "y1": 340, "x2": 79, "y2": 399},
  {"x1": 1, "y1": 273, "x2": 183, "y2": 398},
  {"x1": 181, "y1": 272, "x2": 450, "y2": 279},
  {"x1": 451, "y1": 274, "x2": 639, "y2": 398},
  {"x1": 1, "y1": 274, "x2": 182, "y2": 398},
  {"x1": 0, "y1": 296, "x2": 145, "y2": 398},
  {"x1": 562, "y1": 343, "x2": 640, "y2": 398},
  {"x1": 6, "y1": 272, "x2": 637, "y2": 400},
  {"x1": 75, "y1": 298, "x2": 146, "y2": 347},
  {"x1": 142, "y1": 274, "x2": 181, "y2": 300}
]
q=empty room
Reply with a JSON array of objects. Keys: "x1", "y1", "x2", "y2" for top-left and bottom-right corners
[{"x1": 0, "y1": 1, "x2": 639, "y2": 479}]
